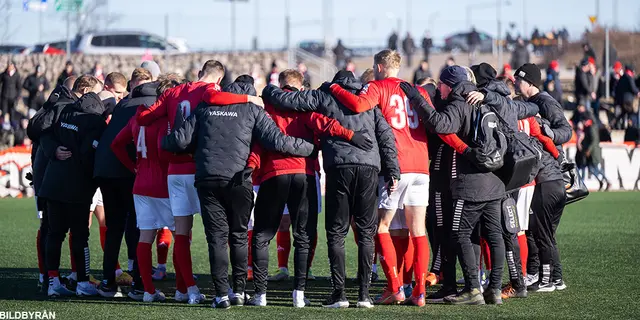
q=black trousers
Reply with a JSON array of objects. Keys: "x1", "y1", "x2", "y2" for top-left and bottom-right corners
[
  {"x1": 325, "y1": 166, "x2": 377, "y2": 301},
  {"x1": 252, "y1": 174, "x2": 318, "y2": 294},
  {"x1": 38, "y1": 198, "x2": 49, "y2": 279},
  {"x1": 504, "y1": 231, "x2": 525, "y2": 289},
  {"x1": 196, "y1": 180, "x2": 253, "y2": 297},
  {"x1": 45, "y1": 200, "x2": 91, "y2": 282},
  {"x1": 99, "y1": 178, "x2": 141, "y2": 285},
  {"x1": 426, "y1": 187, "x2": 457, "y2": 288},
  {"x1": 526, "y1": 230, "x2": 539, "y2": 276},
  {"x1": 530, "y1": 180, "x2": 566, "y2": 283},
  {"x1": 1, "y1": 98, "x2": 17, "y2": 121},
  {"x1": 451, "y1": 199, "x2": 505, "y2": 290}
]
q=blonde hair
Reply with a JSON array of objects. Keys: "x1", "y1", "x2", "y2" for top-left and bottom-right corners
[
  {"x1": 360, "y1": 68, "x2": 375, "y2": 83},
  {"x1": 461, "y1": 66, "x2": 477, "y2": 85},
  {"x1": 374, "y1": 49, "x2": 402, "y2": 69},
  {"x1": 278, "y1": 69, "x2": 304, "y2": 88}
]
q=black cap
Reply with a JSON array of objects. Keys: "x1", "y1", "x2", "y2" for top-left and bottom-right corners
[
  {"x1": 514, "y1": 63, "x2": 541, "y2": 87},
  {"x1": 471, "y1": 63, "x2": 497, "y2": 88}
]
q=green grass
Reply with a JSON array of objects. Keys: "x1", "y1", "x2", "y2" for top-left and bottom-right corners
[{"x1": 0, "y1": 193, "x2": 639, "y2": 319}]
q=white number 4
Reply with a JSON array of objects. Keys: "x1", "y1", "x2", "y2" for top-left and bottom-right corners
[
  {"x1": 136, "y1": 127, "x2": 147, "y2": 159},
  {"x1": 390, "y1": 94, "x2": 419, "y2": 130}
]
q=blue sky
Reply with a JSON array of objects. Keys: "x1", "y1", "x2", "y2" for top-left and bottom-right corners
[{"x1": 7, "y1": 0, "x2": 640, "y2": 50}]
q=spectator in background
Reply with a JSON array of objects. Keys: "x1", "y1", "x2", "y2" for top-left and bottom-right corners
[
  {"x1": 531, "y1": 27, "x2": 541, "y2": 52},
  {"x1": 572, "y1": 105, "x2": 610, "y2": 191},
  {"x1": 186, "y1": 62, "x2": 200, "y2": 83},
  {"x1": 590, "y1": 60, "x2": 603, "y2": 122},
  {"x1": 544, "y1": 60, "x2": 563, "y2": 103},
  {"x1": 412, "y1": 59, "x2": 432, "y2": 85},
  {"x1": 610, "y1": 61, "x2": 623, "y2": 99},
  {"x1": 13, "y1": 117, "x2": 30, "y2": 146},
  {"x1": 344, "y1": 58, "x2": 356, "y2": 77},
  {"x1": 421, "y1": 31, "x2": 433, "y2": 62},
  {"x1": 91, "y1": 62, "x2": 105, "y2": 82},
  {"x1": 574, "y1": 59, "x2": 593, "y2": 109},
  {"x1": 267, "y1": 61, "x2": 279, "y2": 86},
  {"x1": 467, "y1": 27, "x2": 481, "y2": 64},
  {"x1": 510, "y1": 37, "x2": 529, "y2": 70},
  {"x1": 500, "y1": 63, "x2": 515, "y2": 82},
  {"x1": 56, "y1": 61, "x2": 76, "y2": 88},
  {"x1": 613, "y1": 65, "x2": 639, "y2": 129},
  {"x1": 0, "y1": 113, "x2": 14, "y2": 150},
  {"x1": 402, "y1": 32, "x2": 416, "y2": 67},
  {"x1": 297, "y1": 62, "x2": 311, "y2": 85},
  {"x1": 439, "y1": 56, "x2": 455, "y2": 79},
  {"x1": 23, "y1": 64, "x2": 50, "y2": 112},
  {"x1": 333, "y1": 39, "x2": 347, "y2": 69},
  {"x1": 0, "y1": 61, "x2": 21, "y2": 121},
  {"x1": 583, "y1": 43, "x2": 596, "y2": 62},
  {"x1": 388, "y1": 31, "x2": 398, "y2": 51}
]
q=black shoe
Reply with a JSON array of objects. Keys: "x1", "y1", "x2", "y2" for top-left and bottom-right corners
[
  {"x1": 230, "y1": 293, "x2": 246, "y2": 306},
  {"x1": 61, "y1": 277, "x2": 77, "y2": 292},
  {"x1": 528, "y1": 281, "x2": 556, "y2": 293},
  {"x1": 128, "y1": 283, "x2": 145, "y2": 301},
  {"x1": 553, "y1": 279, "x2": 567, "y2": 291},
  {"x1": 483, "y1": 288, "x2": 503, "y2": 305},
  {"x1": 322, "y1": 291, "x2": 349, "y2": 308},
  {"x1": 97, "y1": 281, "x2": 124, "y2": 298},
  {"x1": 426, "y1": 286, "x2": 458, "y2": 304},
  {"x1": 213, "y1": 298, "x2": 231, "y2": 309},
  {"x1": 443, "y1": 288, "x2": 485, "y2": 305}
]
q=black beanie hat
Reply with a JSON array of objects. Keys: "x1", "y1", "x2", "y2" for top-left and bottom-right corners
[
  {"x1": 234, "y1": 74, "x2": 255, "y2": 85},
  {"x1": 332, "y1": 69, "x2": 355, "y2": 83},
  {"x1": 439, "y1": 65, "x2": 468, "y2": 88},
  {"x1": 514, "y1": 63, "x2": 541, "y2": 87},
  {"x1": 471, "y1": 63, "x2": 497, "y2": 88}
]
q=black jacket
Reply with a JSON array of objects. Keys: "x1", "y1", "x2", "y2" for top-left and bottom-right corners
[
  {"x1": 614, "y1": 73, "x2": 639, "y2": 108},
  {"x1": 408, "y1": 80, "x2": 505, "y2": 202},
  {"x1": 0, "y1": 70, "x2": 21, "y2": 100},
  {"x1": 56, "y1": 70, "x2": 76, "y2": 88},
  {"x1": 162, "y1": 81, "x2": 316, "y2": 184},
  {"x1": 544, "y1": 68, "x2": 563, "y2": 103},
  {"x1": 574, "y1": 67, "x2": 592, "y2": 104},
  {"x1": 27, "y1": 85, "x2": 78, "y2": 192},
  {"x1": 510, "y1": 44, "x2": 529, "y2": 70},
  {"x1": 23, "y1": 73, "x2": 50, "y2": 110},
  {"x1": 38, "y1": 93, "x2": 107, "y2": 204},
  {"x1": 413, "y1": 68, "x2": 432, "y2": 85},
  {"x1": 528, "y1": 91, "x2": 572, "y2": 147},
  {"x1": 94, "y1": 81, "x2": 159, "y2": 180},
  {"x1": 261, "y1": 77, "x2": 399, "y2": 178}
]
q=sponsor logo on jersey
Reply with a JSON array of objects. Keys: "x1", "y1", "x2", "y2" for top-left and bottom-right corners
[
  {"x1": 60, "y1": 122, "x2": 79, "y2": 132},
  {"x1": 206, "y1": 110, "x2": 238, "y2": 117}
]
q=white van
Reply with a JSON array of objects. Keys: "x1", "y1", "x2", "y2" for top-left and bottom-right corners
[{"x1": 73, "y1": 31, "x2": 189, "y2": 55}]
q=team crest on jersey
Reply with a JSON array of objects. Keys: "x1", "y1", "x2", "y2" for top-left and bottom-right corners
[{"x1": 361, "y1": 83, "x2": 369, "y2": 94}]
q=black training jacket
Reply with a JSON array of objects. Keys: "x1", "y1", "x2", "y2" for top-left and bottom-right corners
[
  {"x1": 261, "y1": 77, "x2": 399, "y2": 179},
  {"x1": 409, "y1": 81, "x2": 505, "y2": 202},
  {"x1": 38, "y1": 93, "x2": 107, "y2": 204},
  {"x1": 162, "y1": 81, "x2": 316, "y2": 184},
  {"x1": 94, "y1": 81, "x2": 158, "y2": 179},
  {"x1": 27, "y1": 85, "x2": 78, "y2": 192}
]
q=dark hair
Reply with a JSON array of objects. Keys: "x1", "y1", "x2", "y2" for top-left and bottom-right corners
[
  {"x1": 72, "y1": 75, "x2": 100, "y2": 93},
  {"x1": 201, "y1": 60, "x2": 225, "y2": 77}
]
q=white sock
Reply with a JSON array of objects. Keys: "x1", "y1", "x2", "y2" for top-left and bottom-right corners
[
  {"x1": 128, "y1": 259, "x2": 134, "y2": 271},
  {"x1": 157, "y1": 264, "x2": 166, "y2": 270},
  {"x1": 50, "y1": 276, "x2": 61, "y2": 287},
  {"x1": 293, "y1": 290, "x2": 304, "y2": 300},
  {"x1": 115, "y1": 269, "x2": 123, "y2": 277},
  {"x1": 216, "y1": 295, "x2": 229, "y2": 303},
  {"x1": 372, "y1": 264, "x2": 377, "y2": 273},
  {"x1": 187, "y1": 285, "x2": 199, "y2": 294},
  {"x1": 69, "y1": 272, "x2": 77, "y2": 281},
  {"x1": 39, "y1": 274, "x2": 44, "y2": 282}
]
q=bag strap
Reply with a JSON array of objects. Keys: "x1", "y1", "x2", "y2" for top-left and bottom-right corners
[{"x1": 485, "y1": 103, "x2": 517, "y2": 135}]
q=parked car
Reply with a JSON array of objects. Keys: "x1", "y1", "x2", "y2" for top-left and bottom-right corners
[
  {"x1": 299, "y1": 41, "x2": 325, "y2": 57},
  {"x1": 72, "y1": 31, "x2": 189, "y2": 55},
  {"x1": 22, "y1": 41, "x2": 66, "y2": 55},
  {"x1": 0, "y1": 45, "x2": 27, "y2": 54},
  {"x1": 444, "y1": 31, "x2": 494, "y2": 53}
]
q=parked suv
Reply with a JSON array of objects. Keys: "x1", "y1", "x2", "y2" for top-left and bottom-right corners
[{"x1": 72, "y1": 31, "x2": 188, "y2": 55}]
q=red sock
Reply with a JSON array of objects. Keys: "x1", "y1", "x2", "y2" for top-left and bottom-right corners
[
  {"x1": 391, "y1": 235, "x2": 410, "y2": 286},
  {"x1": 404, "y1": 237, "x2": 414, "y2": 285},
  {"x1": 481, "y1": 238, "x2": 491, "y2": 270},
  {"x1": 276, "y1": 231, "x2": 291, "y2": 269},
  {"x1": 48, "y1": 270, "x2": 59, "y2": 279},
  {"x1": 99, "y1": 226, "x2": 121, "y2": 270},
  {"x1": 137, "y1": 242, "x2": 155, "y2": 294},
  {"x1": 309, "y1": 233, "x2": 318, "y2": 268},
  {"x1": 247, "y1": 230, "x2": 253, "y2": 268},
  {"x1": 518, "y1": 233, "x2": 528, "y2": 276},
  {"x1": 352, "y1": 224, "x2": 359, "y2": 244},
  {"x1": 377, "y1": 233, "x2": 400, "y2": 292},
  {"x1": 172, "y1": 245, "x2": 187, "y2": 293},
  {"x1": 156, "y1": 228, "x2": 172, "y2": 265},
  {"x1": 68, "y1": 233, "x2": 76, "y2": 272},
  {"x1": 37, "y1": 230, "x2": 45, "y2": 275},
  {"x1": 411, "y1": 236, "x2": 429, "y2": 297},
  {"x1": 174, "y1": 234, "x2": 196, "y2": 288}
]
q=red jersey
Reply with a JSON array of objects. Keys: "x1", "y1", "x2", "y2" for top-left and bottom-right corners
[
  {"x1": 331, "y1": 77, "x2": 429, "y2": 174},
  {"x1": 247, "y1": 98, "x2": 354, "y2": 184},
  {"x1": 136, "y1": 81, "x2": 248, "y2": 175},
  {"x1": 111, "y1": 115, "x2": 171, "y2": 198}
]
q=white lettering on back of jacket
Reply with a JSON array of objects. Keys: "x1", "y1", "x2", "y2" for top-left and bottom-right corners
[
  {"x1": 206, "y1": 110, "x2": 238, "y2": 117},
  {"x1": 60, "y1": 122, "x2": 79, "y2": 131}
]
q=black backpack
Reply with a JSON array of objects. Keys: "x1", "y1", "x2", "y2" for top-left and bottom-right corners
[
  {"x1": 469, "y1": 105, "x2": 507, "y2": 172},
  {"x1": 488, "y1": 105, "x2": 543, "y2": 192}
]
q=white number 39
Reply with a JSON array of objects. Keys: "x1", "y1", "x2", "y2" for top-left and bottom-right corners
[{"x1": 389, "y1": 94, "x2": 419, "y2": 130}]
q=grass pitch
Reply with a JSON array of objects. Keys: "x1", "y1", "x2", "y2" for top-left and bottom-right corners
[{"x1": 0, "y1": 192, "x2": 639, "y2": 319}]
